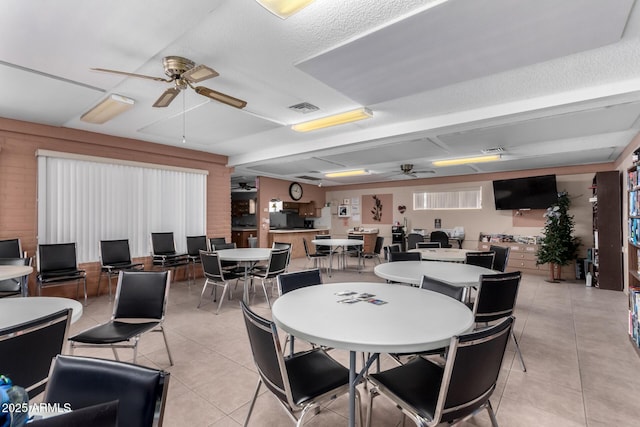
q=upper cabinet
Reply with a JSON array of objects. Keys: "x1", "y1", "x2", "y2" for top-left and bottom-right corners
[{"x1": 232, "y1": 199, "x2": 256, "y2": 217}]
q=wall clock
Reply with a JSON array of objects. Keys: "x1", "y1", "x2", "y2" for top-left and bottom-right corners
[{"x1": 289, "y1": 182, "x2": 303, "y2": 201}]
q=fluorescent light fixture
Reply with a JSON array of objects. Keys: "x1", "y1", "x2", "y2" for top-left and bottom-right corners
[
  {"x1": 255, "y1": 0, "x2": 315, "y2": 19},
  {"x1": 81, "y1": 94, "x2": 135, "y2": 124},
  {"x1": 292, "y1": 108, "x2": 373, "y2": 132},
  {"x1": 325, "y1": 169, "x2": 370, "y2": 178},
  {"x1": 432, "y1": 154, "x2": 501, "y2": 167}
]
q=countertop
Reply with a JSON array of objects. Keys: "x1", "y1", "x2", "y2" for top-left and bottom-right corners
[
  {"x1": 232, "y1": 227, "x2": 257, "y2": 232},
  {"x1": 268, "y1": 228, "x2": 328, "y2": 234}
]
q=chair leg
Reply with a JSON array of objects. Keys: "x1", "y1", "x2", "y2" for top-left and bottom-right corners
[
  {"x1": 486, "y1": 400, "x2": 499, "y2": 427},
  {"x1": 97, "y1": 271, "x2": 103, "y2": 297},
  {"x1": 161, "y1": 326, "x2": 174, "y2": 366},
  {"x1": 366, "y1": 388, "x2": 379, "y2": 427},
  {"x1": 511, "y1": 330, "x2": 526, "y2": 372},
  {"x1": 112, "y1": 346, "x2": 120, "y2": 361},
  {"x1": 243, "y1": 379, "x2": 262, "y2": 427},
  {"x1": 215, "y1": 283, "x2": 229, "y2": 315},
  {"x1": 260, "y1": 279, "x2": 271, "y2": 309},
  {"x1": 197, "y1": 279, "x2": 210, "y2": 308}
]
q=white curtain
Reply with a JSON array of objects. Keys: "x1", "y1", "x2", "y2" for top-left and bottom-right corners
[
  {"x1": 37, "y1": 153, "x2": 207, "y2": 263},
  {"x1": 414, "y1": 188, "x2": 482, "y2": 210}
]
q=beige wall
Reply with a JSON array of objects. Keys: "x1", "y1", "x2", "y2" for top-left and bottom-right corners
[
  {"x1": 325, "y1": 172, "x2": 595, "y2": 254},
  {"x1": 0, "y1": 117, "x2": 232, "y2": 297}
]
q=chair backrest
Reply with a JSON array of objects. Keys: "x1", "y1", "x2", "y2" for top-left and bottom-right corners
[
  {"x1": 406, "y1": 233, "x2": 424, "y2": 250},
  {"x1": 417, "y1": 242, "x2": 441, "y2": 248},
  {"x1": 240, "y1": 301, "x2": 289, "y2": 404},
  {"x1": 429, "y1": 231, "x2": 451, "y2": 248},
  {"x1": 302, "y1": 237, "x2": 313, "y2": 257},
  {"x1": 465, "y1": 252, "x2": 495, "y2": 270},
  {"x1": 0, "y1": 308, "x2": 71, "y2": 398},
  {"x1": 43, "y1": 355, "x2": 169, "y2": 427},
  {"x1": 150, "y1": 232, "x2": 176, "y2": 255},
  {"x1": 489, "y1": 245, "x2": 511, "y2": 272},
  {"x1": 388, "y1": 251, "x2": 422, "y2": 262},
  {"x1": 277, "y1": 269, "x2": 322, "y2": 296},
  {"x1": 420, "y1": 275, "x2": 464, "y2": 301},
  {"x1": 0, "y1": 257, "x2": 31, "y2": 295},
  {"x1": 28, "y1": 400, "x2": 119, "y2": 427},
  {"x1": 199, "y1": 250, "x2": 224, "y2": 281},
  {"x1": 112, "y1": 271, "x2": 170, "y2": 321},
  {"x1": 473, "y1": 271, "x2": 522, "y2": 323},
  {"x1": 265, "y1": 248, "x2": 289, "y2": 277},
  {"x1": 186, "y1": 235, "x2": 208, "y2": 256},
  {"x1": 272, "y1": 242, "x2": 292, "y2": 267},
  {"x1": 37, "y1": 243, "x2": 78, "y2": 273},
  {"x1": 314, "y1": 234, "x2": 332, "y2": 254},
  {"x1": 0, "y1": 238, "x2": 23, "y2": 258},
  {"x1": 208, "y1": 237, "x2": 226, "y2": 248},
  {"x1": 372, "y1": 236, "x2": 384, "y2": 255},
  {"x1": 100, "y1": 239, "x2": 133, "y2": 266},
  {"x1": 346, "y1": 234, "x2": 364, "y2": 251},
  {"x1": 211, "y1": 242, "x2": 236, "y2": 250},
  {"x1": 383, "y1": 244, "x2": 401, "y2": 260},
  {"x1": 436, "y1": 317, "x2": 514, "y2": 423}
]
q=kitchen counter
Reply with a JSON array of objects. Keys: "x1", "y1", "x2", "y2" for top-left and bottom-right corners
[{"x1": 268, "y1": 229, "x2": 329, "y2": 258}]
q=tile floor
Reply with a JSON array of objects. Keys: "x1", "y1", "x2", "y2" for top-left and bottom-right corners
[{"x1": 67, "y1": 257, "x2": 640, "y2": 426}]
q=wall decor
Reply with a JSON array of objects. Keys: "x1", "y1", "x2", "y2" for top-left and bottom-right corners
[
  {"x1": 338, "y1": 205, "x2": 350, "y2": 217},
  {"x1": 362, "y1": 194, "x2": 392, "y2": 224}
]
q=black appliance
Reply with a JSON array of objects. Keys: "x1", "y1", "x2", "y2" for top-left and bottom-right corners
[
  {"x1": 303, "y1": 219, "x2": 315, "y2": 229},
  {"x1": 391, "y1": 225, "x2": 405, "y2": 251}
]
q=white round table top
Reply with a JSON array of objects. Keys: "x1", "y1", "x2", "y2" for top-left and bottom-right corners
[
  {"x1": 215, "y1": 248, "x2": 272, "y2": 261},
  {"x1": 0, "y1": 265, "x2": 33, "y2": 281},
  {"x1": 374, "y1": 260, "x2": 498, "y2": 287},
  {"x1": 311, "y1": 239, "x2": 364, "y2": 246},
  {"x1": 0, "y1": 296, "x2": 83, "y2": 329},
  {"x1": 272, "y1": 282, "x2": 474, "y2": 354},
  {"x1": 409, "y1": 248, "x2": 471, "y2": 262}
]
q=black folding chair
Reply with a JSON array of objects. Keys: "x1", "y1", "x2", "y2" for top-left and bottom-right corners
[
  {"x1": 97, "y1": 239, "x2": 144, "y2": 301},
  {"x1": 36, "y1": 243, "x2": 87, "y2": 306}
]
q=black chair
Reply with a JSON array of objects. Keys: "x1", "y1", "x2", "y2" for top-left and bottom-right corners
[
  {"x1": 489, "y1": 245, "x2": 511, "y2": 272},
  {"x1": 472, "y1": 271, "x2": 526, "y2": 372},
  {"x1": 465, "y1": 251, "x2": 496, "y2": 270},
  {"x1": 416, "y1": 242, "x2": 441, "y2": 248},
  {"x1": 388, "y1": 251, "x2": 422, "y2": 262},
  {"x1": 314, "y1": 234, "x2": 332, "y2": 256},
  {"x1": 366, "y1": 317, "x2": 514, "y2": 427},
  {"x1": 36, "y1": 243, "x2": 87, "y2": 306},
  {"x1": 0, "y1": 257, "x2": 32, "y2": 297},
  {"x1": 208, "y1": 237, "x2": 226, "y2": 248},
  {"x1": 186, "y1": 235, "x2": 208, "y2": 284},
  {"x1": 276, "y1": 268, "x2": 323, "y2": 355},
  {"x1": 97, "y1": 239, "x2": 144, "y2": 301},
  {"x1": 28, "y1": 400, "x2": 118, "y2": 427},
  {"x1": 406, "y1": 233, "x2": 424, "y2": 250},
  {"x1": 43, "y1": 355, "x2": 169, "y2": 427},
  {"x1": 383, "y1": 244, "x2": 401, "y2": 260},
  {"x1": 302, "y1": 237, "x2": 327, "y2": 271},
  {"x1": 429, "y1": 230, "x2": 451, "y2": 248},
  {"x1": 362, "y1": 235, "x2": 384, "y2": 265},
  {"x1": 69, "y1": 271, "x2": 173, "y2": 366},
  {"x1": 197, "y1": 250, "x2": 242, "y2": 313},
  {"x1": 241, "y1": 301, "x2": 362, "y2": 427},
  {"x1": 249, "y1": 248, "x2": 289, "y2": 308},
  {"x1": 252, "y1": 241, "x2": 292, "y2": 274},
  {"x1": 0, "y1": 238, "x2": 25, "y2": 258},
  {"x1": 149, "y1": 232, "x2": 189, "y2": 281},
  {"x1": 345, "y1": 234, "x2": 364, "y2": 269},
  {"x1": 209, "y1": 241, "x2": 241, "y2": 272},
  {"x1": 0, "y1": 308, "x2": 71, "y2": 398}
]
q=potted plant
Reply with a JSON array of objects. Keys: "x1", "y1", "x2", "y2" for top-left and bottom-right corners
[{"x1": 536, "y1": 192, "x2": 581, "y2": 282}]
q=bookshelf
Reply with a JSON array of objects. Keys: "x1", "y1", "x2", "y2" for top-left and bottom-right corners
[{"x1": 627, "y1": 164, "x2": 640, "y2": 353}]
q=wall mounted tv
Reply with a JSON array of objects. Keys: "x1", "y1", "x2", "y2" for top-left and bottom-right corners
[{"x1": 492, "y1": 174, "x2": 558, "y2": 210}]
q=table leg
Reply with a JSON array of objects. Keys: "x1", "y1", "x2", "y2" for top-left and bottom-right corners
[
  {"x1": 348, "y1": 351, "x2": 356, "y2": 427},
  {"x1": 242, "y1": 262, "x2": 250, "y2": 304}
]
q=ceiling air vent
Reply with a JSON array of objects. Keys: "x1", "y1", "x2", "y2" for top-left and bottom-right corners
[
  {"x1": 481, "y1": 147, "x2": 505, "y2": 154},
  {"x1": 288, "y1": 102, "x2": 320, "y2": 114},
  {"x1": 296, "y1": 175, "x2": 321, "y2": 181}
]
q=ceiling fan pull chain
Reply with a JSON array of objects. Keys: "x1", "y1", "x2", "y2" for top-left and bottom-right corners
[{"x1": 182, "y1": 91, "x2": 186, "y2": 144}]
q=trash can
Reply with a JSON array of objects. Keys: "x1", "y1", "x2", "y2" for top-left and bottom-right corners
[{"x1": 248, "y1": 236, "x2": 258, "y2": 248}]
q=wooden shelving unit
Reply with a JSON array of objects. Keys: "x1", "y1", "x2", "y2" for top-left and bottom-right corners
[
  {"x1": 626, "y1": 164, "x2": 640, "y2": 353},
  {"x1": 592, "y1": 171, "x2": 623, "y2": 290}
]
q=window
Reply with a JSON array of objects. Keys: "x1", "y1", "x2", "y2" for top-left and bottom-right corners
[
  {"x1": 37, "y1": 151, "x2": 207, "y2": 263},
  {"x1": 413, "y1": 188, "x2": 482, "y2": 210}
]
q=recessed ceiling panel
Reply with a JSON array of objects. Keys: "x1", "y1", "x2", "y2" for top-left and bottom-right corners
[
  {"x1": 438, "y1": 101, "x2": 640, "y2": 148},
  {"x1": 0, "y1": 63, "x2": 104, "y2": 126},
  {"x1": 475, "y1": 147, "x2": 620, "y2": 173},
  {"x1": 247, "y1": 157, "x2": 346, "y2": 175},
  {"x1": 318, "y1": 138, "x2": 448, "y2": 166},
  {"x1": 296, "y1": 0, "x2": 633, "y2": 105}
]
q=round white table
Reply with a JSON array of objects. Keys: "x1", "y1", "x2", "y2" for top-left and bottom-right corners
[
  {"x1": 272, "y1": 282, "x2": 474, "y2": 427},
  {"x1": 216, "y1": 248, "x2": 272, "y2": 303},
  {"x1": 374, "y1": 260, "x2": 497, "y2": 287},
  {"x1": 311, "y1": 239, "x2": 364, "y2": 276},
  {"x1": 0, "y1": 265, "x2": 33, "y2": 281},
  {"x1": 0, "y1": 296, "x2": 83, "y2": 329},
  {"x1": 408, "y1": 248, "x2": 471, "y2": 262}
]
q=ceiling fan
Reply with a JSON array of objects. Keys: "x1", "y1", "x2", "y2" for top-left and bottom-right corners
[
  {"x1": 232, "y1": 181, "x2": 256, "y2": 191},
  {"x1": 92, "y1": 56, "x2": 247, "y2": 109},
  {"x1": 396, "y1": 164, "x2": 436, "y2": 178}
]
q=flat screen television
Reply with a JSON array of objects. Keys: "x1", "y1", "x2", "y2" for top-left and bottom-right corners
[{"x1": 492, "y1": 175, "x2": 558, "y2": 210}]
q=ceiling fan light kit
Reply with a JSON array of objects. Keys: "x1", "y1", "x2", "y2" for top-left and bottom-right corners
[
  {"x1": 256, "y1": 0, "x2": 315, "y2": 19},
  {"x1": 325, "y1": 169, "x2": 370, "y2": 178},
  {"x1": 432, "y1": 154, "x2": 502, "y2": 167},
  {"x1": 291, "y1": 107, "x2": 373, "y2": 132},
  {"x1": 80, "y1": 94, "x2": 135, "y2": 124}
]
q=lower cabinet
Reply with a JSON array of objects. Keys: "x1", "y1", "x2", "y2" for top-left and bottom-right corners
[
  {"x1": 232, "y1": 230, "x2": 256, "y2": 248},
  {"x1": 478, "y1": 242, "x2": 545, "y2": 275}
]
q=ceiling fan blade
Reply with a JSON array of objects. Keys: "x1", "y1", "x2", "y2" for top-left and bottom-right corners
[
  {"x1": 152, "y1": 88, "x2": 180, "y2": 108},
  {"x1": 91, "y1": 68, "x2": 171, "y2": 83},
  {"x1": 182, "y1": 64, "x2": 219, "y2": 83},
  {"x1": 194, "y1": 86, "x2": 247, "y2": 109}
]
